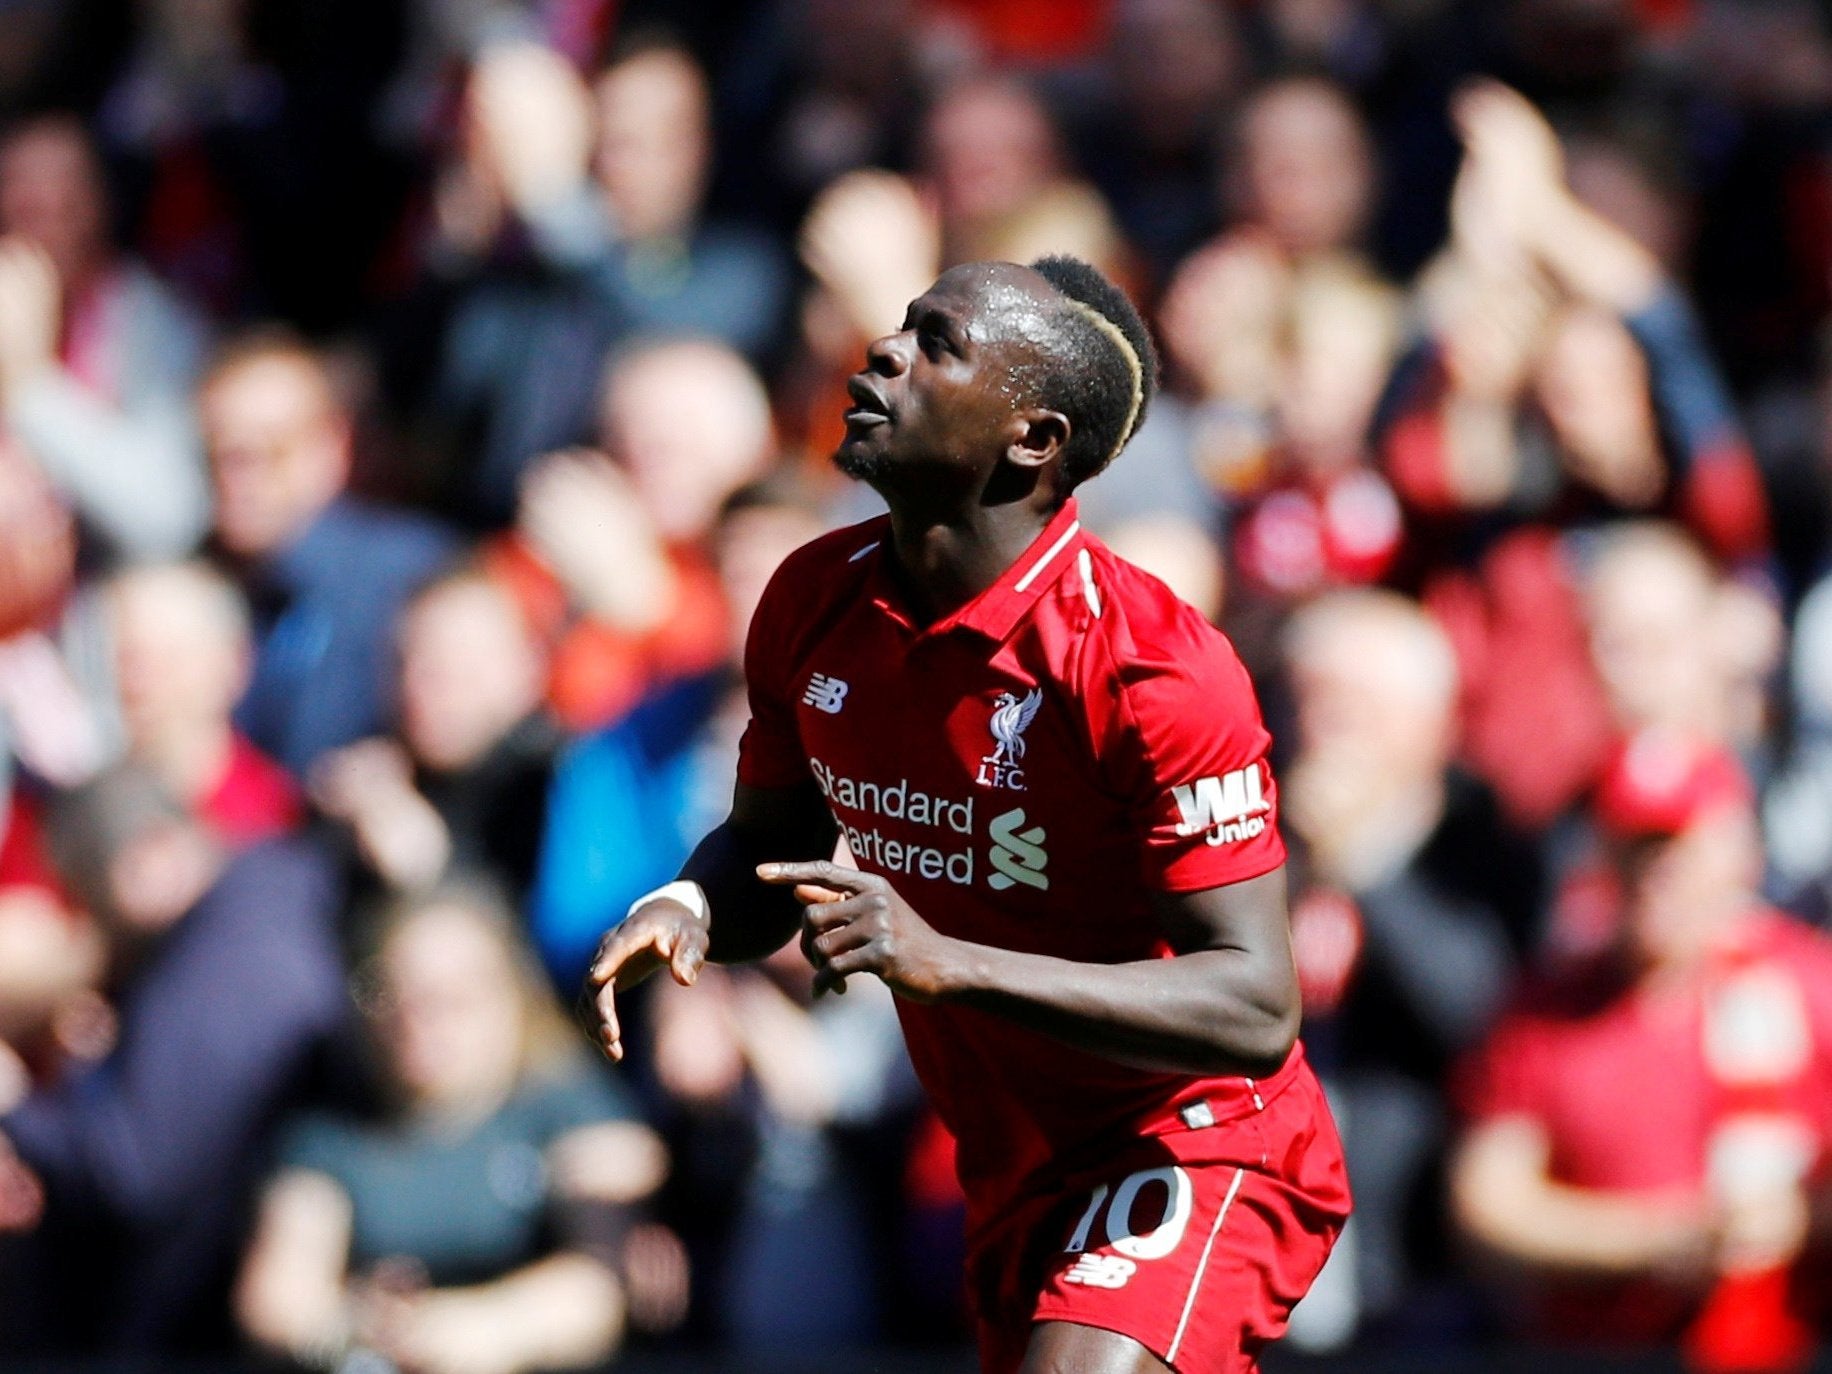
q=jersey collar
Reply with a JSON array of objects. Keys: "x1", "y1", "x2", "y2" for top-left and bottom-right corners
[{"x1": 864, "y1": 498, "x2": 1088, "y2": 644}]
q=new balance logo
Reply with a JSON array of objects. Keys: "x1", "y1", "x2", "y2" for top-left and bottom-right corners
[
  {"x1": 1062, "y1": 1254, "x2": 1137, "y2": 1289},
  {"x1": 802, "y1": 674, "x2": 849, "y2": 714},
  {"x1": 1172, "y1": 765, "x2": 1272, "y2": 846},
  {"x1": 988, "y1": 808, "x2": 1049, "y2": 891}
]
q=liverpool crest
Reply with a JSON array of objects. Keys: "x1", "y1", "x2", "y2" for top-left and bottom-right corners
[{"x1": 977, "y1": 687, "x2": 1043, "y2": 790}]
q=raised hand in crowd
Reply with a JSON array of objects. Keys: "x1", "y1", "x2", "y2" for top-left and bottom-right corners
[
  {"x1": 0, "y1": 236, "x2": 58, "y2": 399},
  {"x1": 310, "y1": 738, "x2": 452, "y2": 892},
  {"x1": 435, "y1": 42, "x2": 596, "y2": 263},
  {"x1": 799, "y1": 169, "x2": 941, "y2": 344},
  {"x1": 517, "y1": 448, "x2": 676, "y2": 633}
]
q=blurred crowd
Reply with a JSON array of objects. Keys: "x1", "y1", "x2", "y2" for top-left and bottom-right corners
[{"x1": 2, "y1": 0, "x2": 1832, "y2": 1370}]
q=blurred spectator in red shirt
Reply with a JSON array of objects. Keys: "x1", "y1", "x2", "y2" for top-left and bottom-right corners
[
  {"x1": 1433, "y1": 518, "x2": 1782, "y2": 837},
  {"x1": 311, "y1": 568, "x2": 555, "y2": 902},
  {"x1": 0, "y1": 114, "x2": 209, "y2": 565},
  {"x1": 1453, "y1": 730, "x2": 1832, "y2": 1371},
  {"x1": 103, "y1": 561, "x2": 298, "y2": 846}
]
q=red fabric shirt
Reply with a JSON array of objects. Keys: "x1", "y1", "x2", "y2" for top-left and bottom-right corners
[
  {"x1": 202, "y1": 733, "x2": 301, "y2": 846},
  {"x1": 1459, "y1": 913, "x2": 1832, "y2": 1344},
  {"x1": 738, "y1": 499, "x2": 1300, "y2": 1231}
]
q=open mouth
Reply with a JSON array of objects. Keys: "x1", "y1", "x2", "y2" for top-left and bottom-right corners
[{"x1": 844, "y1": 376, "x2": 891, "y2": 426}]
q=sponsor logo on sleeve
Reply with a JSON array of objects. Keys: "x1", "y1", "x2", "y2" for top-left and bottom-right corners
[
  {"x1": 802, "y1": 673, "x2": 850, "y2": 714},
  {"x1": 977, "y1": 687, "x2": 1042, "y2": 790},
  {"x1": 1172, "y1": 764, "x2": 1272, "y2": 846}
]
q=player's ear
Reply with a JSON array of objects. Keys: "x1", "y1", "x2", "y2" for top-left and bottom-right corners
[{"x1": 1006, "y1": 409, "x2": 1069, "y2": 471}]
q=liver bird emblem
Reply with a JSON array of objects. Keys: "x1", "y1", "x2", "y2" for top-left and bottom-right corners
[{"x1": 988, "y1": 687, "x2": 1044, "y2": 765}]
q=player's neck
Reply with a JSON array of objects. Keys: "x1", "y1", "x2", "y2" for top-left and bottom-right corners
[{"x1": 883, "y1": 501, "x2": 1051, "y2": 625}]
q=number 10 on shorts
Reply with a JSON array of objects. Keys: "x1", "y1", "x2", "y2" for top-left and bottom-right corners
[{"x1": 1061, "y1": 1166, "x2": 1195, "y2": 1288}]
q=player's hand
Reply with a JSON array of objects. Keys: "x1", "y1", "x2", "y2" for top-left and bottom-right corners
[
  {"x1": 757, "y1": 861, "x2": 953, "y2": 1003},
  {"x1": 584, "y1": 896, "x2": 709, "y2": 1062}
]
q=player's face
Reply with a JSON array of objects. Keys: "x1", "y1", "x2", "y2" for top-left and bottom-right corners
[{"x1": 835, "y1": 262, "x2": 1052, "y2": 493}]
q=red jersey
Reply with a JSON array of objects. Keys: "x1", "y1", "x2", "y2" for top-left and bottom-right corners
[
  {"x1": 1458, "y1": 911, "x2": 1832, "y2": 1345},
  {"x1": 738, "y1": 498, "x2": 1307, "y2": 1230}
]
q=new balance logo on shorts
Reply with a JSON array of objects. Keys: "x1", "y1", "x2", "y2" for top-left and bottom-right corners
[
  {"x1": 1172, "y1": 765, "x2": 1271, "y2": 846},
  {"x1": 802, "y1": 673, "x2": 849, "y2": 714},
  {"x1": 1062, "y1": 1254, "x2": 1137, "y2": 1289}
]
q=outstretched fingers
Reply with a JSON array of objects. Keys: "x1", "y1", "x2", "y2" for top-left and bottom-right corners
[{"x1": 757, "y1": 860, "x2": 877, "y2": 895}]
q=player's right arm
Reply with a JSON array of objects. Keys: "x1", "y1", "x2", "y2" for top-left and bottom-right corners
[
  {"x1": 585, "y1": 778, "x2": 837, "y2": 1061},
  {"x1": 584, "y1": 523, "x2": 865, "y2": 1060}
]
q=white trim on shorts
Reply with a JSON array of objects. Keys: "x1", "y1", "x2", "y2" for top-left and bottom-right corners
[{"x1": 1165, "y1": 1166, "x2": 1248, "y2": 1363}]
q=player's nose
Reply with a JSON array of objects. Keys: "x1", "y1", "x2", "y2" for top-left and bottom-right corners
[{"x1": 863, "y1": 329, "x2": 912, "y2": 377}]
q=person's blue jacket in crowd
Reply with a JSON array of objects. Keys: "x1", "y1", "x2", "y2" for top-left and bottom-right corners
[
  {"x1": 233, "y1": 497, "x2": 459, "y2": 778},
  {"x1": 530, "y1": 671, "x2": 730, "y2": 989}
]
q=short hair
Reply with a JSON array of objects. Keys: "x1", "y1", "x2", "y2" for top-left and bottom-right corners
[
  {"x1": 106, "y1": 559, "x2": 251, "y2": 646},
  {"x1": 1027, "y1": 255, "x2": 1159, "y2": 494},
  {"x1": 1284, "y1": 588, "x2": 1459, "y2": 719},
  {"x1": 199, "y1": 324, "x2": 342, "y2": 415}
]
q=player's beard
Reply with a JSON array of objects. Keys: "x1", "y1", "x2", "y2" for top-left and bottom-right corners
[{"x1": 832, "y1": 439, "x2": 890, "y2": 483}]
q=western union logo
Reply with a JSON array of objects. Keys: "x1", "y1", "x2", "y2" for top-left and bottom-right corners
[
  {"x1": 1172, "y1": 766, "x2": 1271, "y2": 846},
  {"x1": 988, "y1": 808, "x2": 1049, "y2": 891}
]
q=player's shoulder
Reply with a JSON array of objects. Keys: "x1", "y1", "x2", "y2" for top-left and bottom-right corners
[
  {"x1": 748, "y1": 514, "x2": 890, "y2": 669},
  {"x1": 771, "y1": 514, "x2": 891, "y2": 589},
  {"x1": 1074, "y1": 534, "x2": 1250, "y2": 691},
  {"x1": 757, "y1": 514, "x2": 890, "y2": 612}
]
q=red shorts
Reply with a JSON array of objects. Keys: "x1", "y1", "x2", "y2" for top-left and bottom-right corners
[{"x1": 965, "y1": 1063, "x2": 1349, "y2": 1374}]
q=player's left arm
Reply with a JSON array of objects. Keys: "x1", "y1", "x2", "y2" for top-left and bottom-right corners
[{"x1": 757, "y1": 860, "x2": 1299, "y2": 1078}]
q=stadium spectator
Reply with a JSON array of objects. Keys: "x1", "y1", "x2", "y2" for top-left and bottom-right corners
[
  {"x1": 1282, "y1": 590, "x2": 1537, "y2": 1338},
  {"x1": 311, "y1": 568, "x2": 555, "y2": 901},
  {"x1": 531, "y1": 480, "x2": 824, "y2": 988},
  {"x1": 719, "y1": 0, "x2": 929, "y2": 224},
  {"x1": 1453, "y1": 730, "x2": 1832, "y2": 1372},
  {"x1": 0, "y1": 114, "x2": 209, "y2": 564},
  {"x1": 1432, "y1": 517, "x2": 1781, "y2": 840},
  {"x1": 426, "y1": 37, "x2": 790, "y2": 525},
  {"x1": 199, "y1": 331, "x2": 457, "y2": 778},
  {"x1": 0, "y1": 765, "x2": 345, "y2": 1354},
  {"x1": 486, "y1": 338, "x2": 772, "y2": 733},
  {"x1": 639, "y1": 945, "x2": 915, "y2": 1352},
  {"x1": 1154, "y1": 76, "x2": 1394, "y2": 570},
  {"x1": 1078, "y1": 0, "x2": 1242, "y2": 279},
  {"x1": 1376, "y1": 82, "x2": 1770, "y2": 573},
  {"x1": 1229, "y1": 75, "x2": 1377, "y2": 267},
  {"x1": 237, "y1": 884, "x2": 677, "y2": 1374},
  {"x1": 921, "y1": 75, "x2": 1130, "y2": 281},
  {"x1": 102, "y1": 561, "x2": 299, "y2": 846},
  {"x1": 89, "y1": 0, "x2": 407, "y2": 332}
]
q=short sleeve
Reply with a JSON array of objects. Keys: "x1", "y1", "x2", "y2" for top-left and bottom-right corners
[
  {"x1": 735, "y1": 555, "x2": 813, "y2": 789},
  {"x1": 274, "y1": 1112, "x2": 359, "y2": 1183},
  {"x1": 1107, "y1": 617, "x2": 1287, "y2": 892},
  {"x1": 522, "y1": 1060, "x2": 641, "y2": 1143},
  {"x1": 1453, "y1": 1012, "x2": 1555, "y2": 1125}
]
